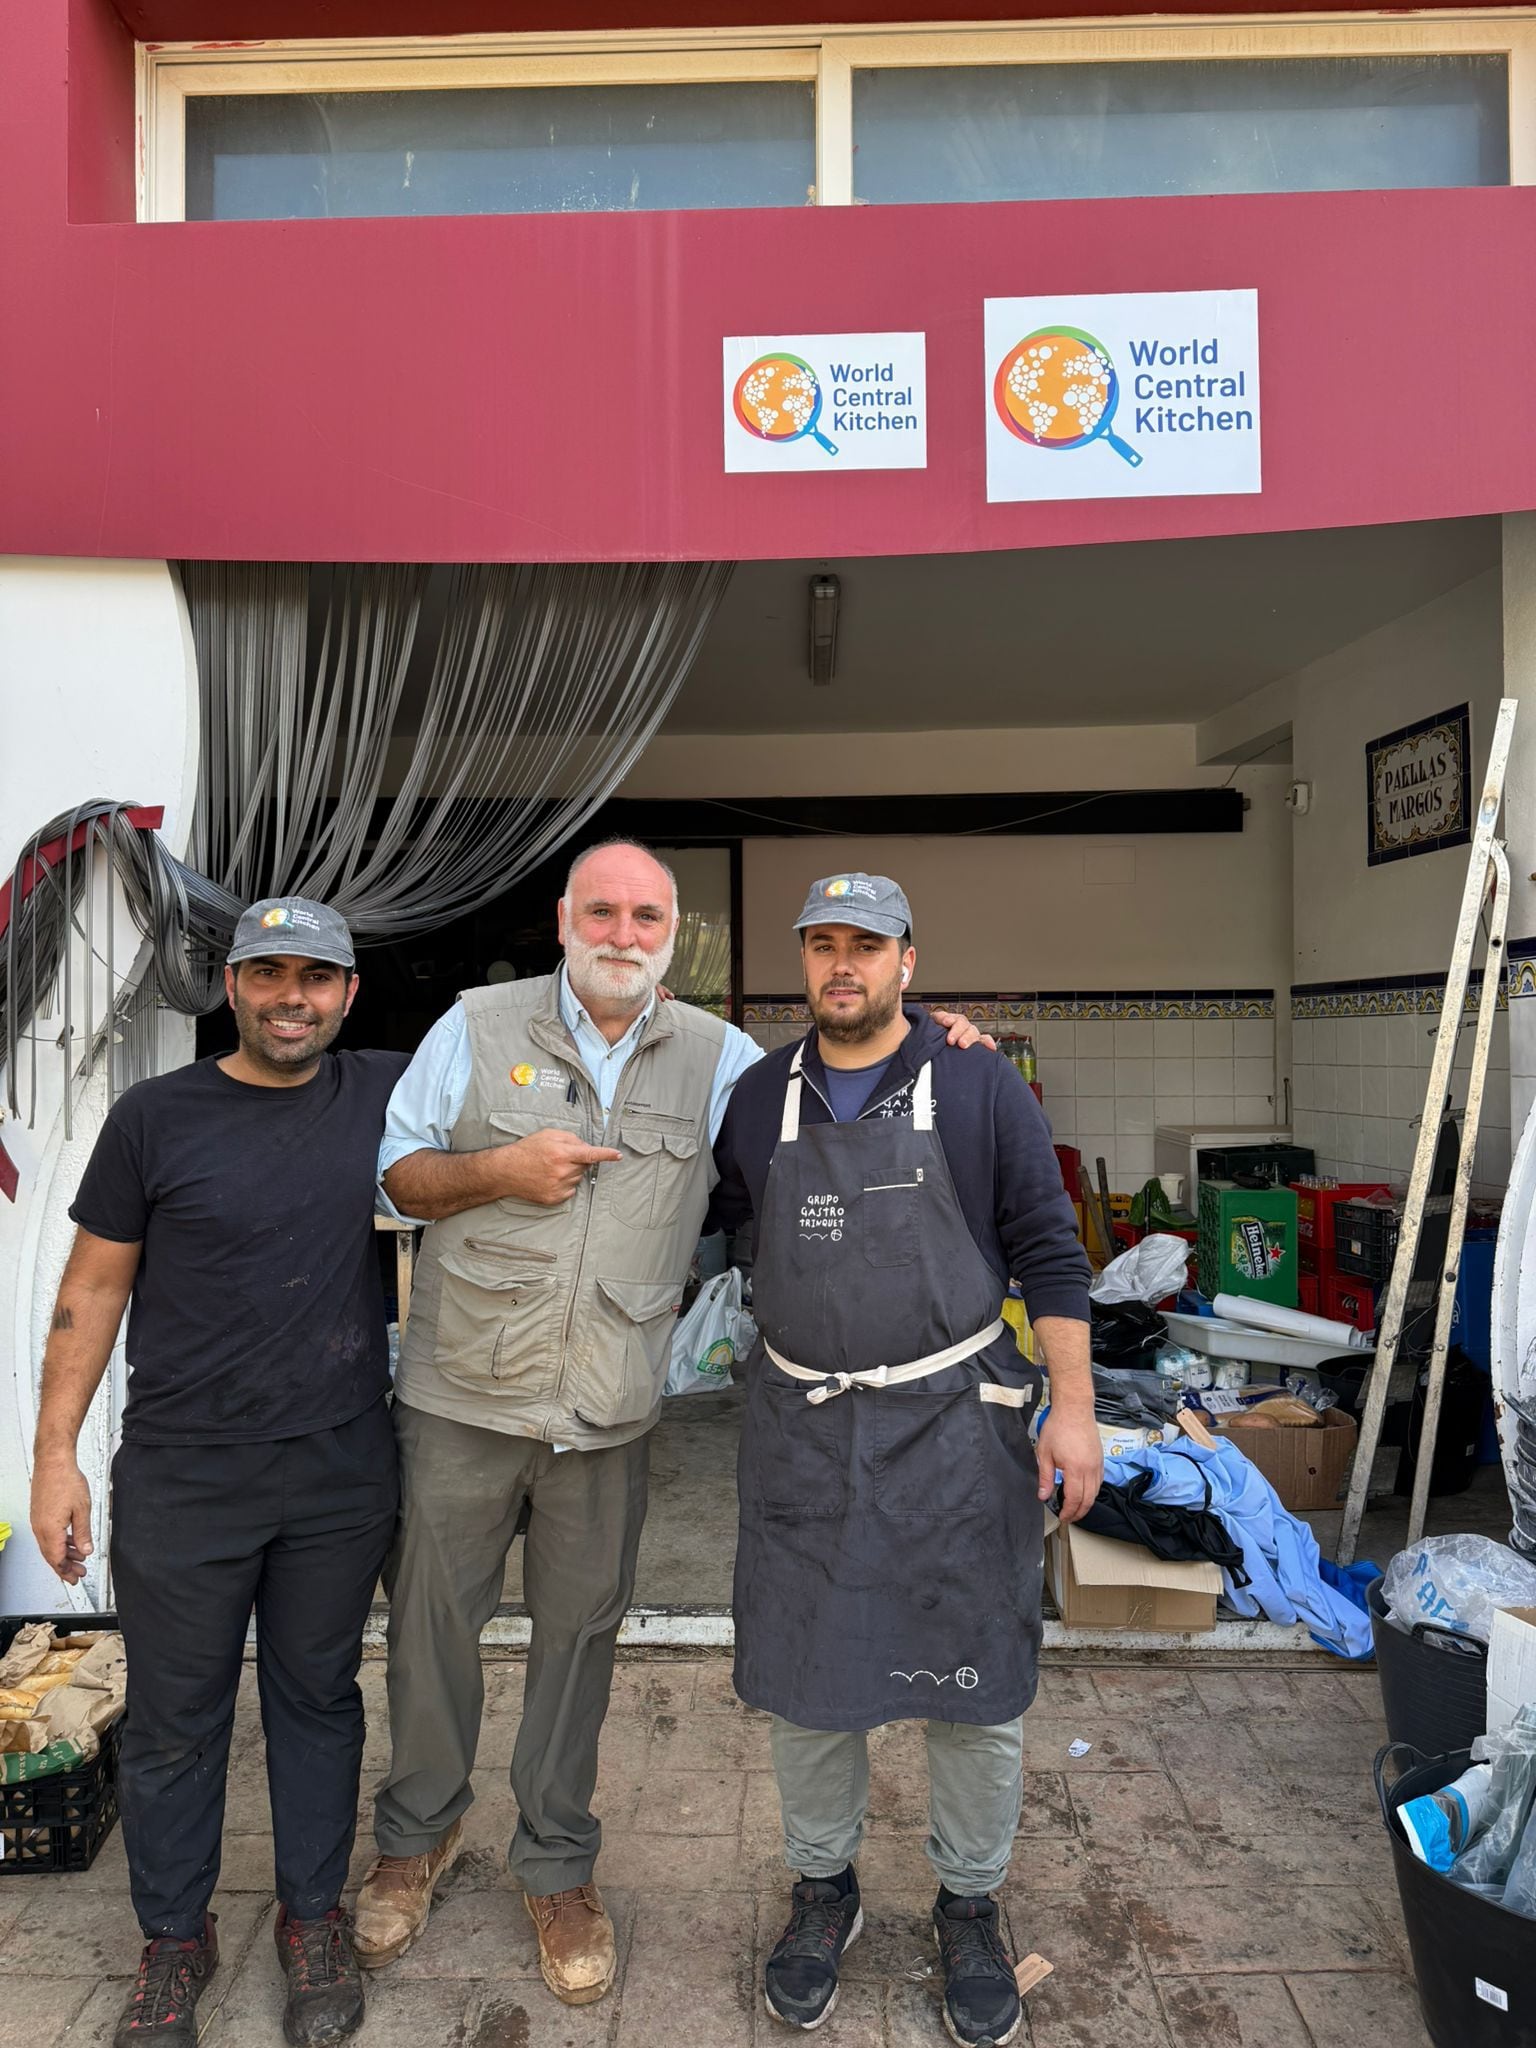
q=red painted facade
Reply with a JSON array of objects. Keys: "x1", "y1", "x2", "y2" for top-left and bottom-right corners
[{"x1": 6, "y1": 2, "x2": 1536, "y2": 564}]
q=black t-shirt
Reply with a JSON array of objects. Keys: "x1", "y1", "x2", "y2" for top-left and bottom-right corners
[{"x1": 69, "y1": 1050, "x2": 410, "y2": 1446}]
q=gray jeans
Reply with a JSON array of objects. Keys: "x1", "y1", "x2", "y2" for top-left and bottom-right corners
[
  {"x1": 770, "y1": 1714, "x2": 1025, "y2": 1896},
  {"x1": 373, "y1": 1402, "x2": 649, "y2": 1894}
]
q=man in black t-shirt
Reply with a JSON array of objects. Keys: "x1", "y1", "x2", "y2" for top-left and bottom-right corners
[{"x1": 29, "y1": 897, "x2": 404, "y2": 2048}]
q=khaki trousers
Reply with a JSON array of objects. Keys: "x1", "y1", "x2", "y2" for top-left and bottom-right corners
[
  {"x1": 373, "y1": 1402, "x2": 649, "y2": 1894},
  {"x1": 770, "y1": 1714, "x2": 1026, "y2": 1896}
]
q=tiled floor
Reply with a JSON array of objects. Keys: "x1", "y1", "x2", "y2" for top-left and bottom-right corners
[{"x1": 0, "y1": 1651, "x2": 1430, "y2": 2048}]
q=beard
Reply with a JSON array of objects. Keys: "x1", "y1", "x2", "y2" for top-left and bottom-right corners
[
  {"x1": 565, "y1": 926, "x2": 676, "y2": 1010},
  {"x1": 808, "y1": 967, "x2": 904, "y2": 1045},
  {"x1": 233, "y1": 994, "x2": 345, "y2": 1075}
]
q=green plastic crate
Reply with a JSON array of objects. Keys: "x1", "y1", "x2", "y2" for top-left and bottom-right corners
[{"x1": 1198, "y1": 1182, "x2": 1299, "y2": 1306}]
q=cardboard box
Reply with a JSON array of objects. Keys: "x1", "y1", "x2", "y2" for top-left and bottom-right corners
[
  {"x1": 1488, "y1": 1607, "x2": 1536, "y2": 1733},
  {"x1": 1222, "y1": 1405, "x2": 1358, "y2": 1512},
  {"x1": 1044, "y1": 1510, "x2": 1221, "y2": 1633}
]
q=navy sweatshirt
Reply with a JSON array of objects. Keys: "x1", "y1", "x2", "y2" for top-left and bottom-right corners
[{"x1": 711, "y1": 1007, "x2": 1092, "y2": 1326}]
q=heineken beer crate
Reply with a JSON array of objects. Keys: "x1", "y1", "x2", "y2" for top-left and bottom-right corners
[{"x1": 1198, "y1": 1182, "x2": 1299, "y2": 1307}]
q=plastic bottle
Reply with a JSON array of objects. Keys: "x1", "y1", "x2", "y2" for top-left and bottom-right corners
[{"x1": 1400, "y1": 1763, "x2": 1496, "y2": 1871}]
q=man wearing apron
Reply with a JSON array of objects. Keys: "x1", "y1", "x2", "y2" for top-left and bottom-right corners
[{"x1": 712, "y1": 874, "x2": 1100, "y2": 2048}]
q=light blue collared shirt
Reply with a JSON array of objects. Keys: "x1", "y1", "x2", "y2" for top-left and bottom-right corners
[{"x1": 378, "y1": 964, "x2": 761, "y2": 1182}]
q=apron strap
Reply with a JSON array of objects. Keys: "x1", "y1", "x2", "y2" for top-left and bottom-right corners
[
  {"x1": 766, "y1": 1316, "x2": 1007, "y2": 1404},
  {"x1": 913, "y1": 1061, "x2": 934, "y2": 1131},
  {"x1": 780, "y1": 1044, "x2": 805, "y2": 1143}
]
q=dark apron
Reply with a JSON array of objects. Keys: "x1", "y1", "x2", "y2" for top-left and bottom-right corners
[{"x1": 733, "y1": 1050, "x2": 1045, "y2": 1731}]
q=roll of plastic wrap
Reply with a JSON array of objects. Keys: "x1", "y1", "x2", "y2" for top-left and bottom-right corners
[{"x1": 1212, "y1": 1293, "x2": 1372, "y2": 1351}]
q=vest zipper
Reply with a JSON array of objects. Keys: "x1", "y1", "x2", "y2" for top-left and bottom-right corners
[{"x1": 549, "y1": 1035, "x2": 656, "y2": 1429}]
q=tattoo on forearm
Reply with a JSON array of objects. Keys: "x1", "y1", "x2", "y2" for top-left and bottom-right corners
[{"x1": 51, "y1": 1305, "x2": 74, "y2": 1332}]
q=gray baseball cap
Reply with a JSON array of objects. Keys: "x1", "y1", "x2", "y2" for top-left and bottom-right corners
[
  {"x1": 793, "y1": 872, "x2": 913, "y2": 940},
  {"x1": 227, "y1": 896, "x2": 356, "y2": 969}
]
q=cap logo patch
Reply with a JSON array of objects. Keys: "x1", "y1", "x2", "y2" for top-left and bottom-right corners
[
  {"x1": 824, "y1": 879, "x2": 852, "y2": 899},
  {"x1": 511, "y1": 1063, "x2": 537, "y2": 1087},
  {"x1": 260, "y1": 907, "x2": 291, "y2": 928}
]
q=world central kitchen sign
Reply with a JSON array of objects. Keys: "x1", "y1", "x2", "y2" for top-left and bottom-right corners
[
  {"x1": 984, "y1": 289, "x2": 1261, "y2": 503},
  {"x1": 1366, "y1": 705, "x2": 1472, "y2": 866}
]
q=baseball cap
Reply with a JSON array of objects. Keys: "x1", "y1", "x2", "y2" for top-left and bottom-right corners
[
  {"x1": 792, "y1": 872, "x2": 913, "y2": 941},
  {"x1": 226, "y1": 896, "x2": 356, "y2": 970}
]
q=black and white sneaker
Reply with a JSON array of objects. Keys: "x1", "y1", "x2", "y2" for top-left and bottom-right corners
[
  {"x1": 932, "y1": 1893, "x2": 1021, "y2": 2048},
  {"x1": 763, "y1": 1870, "x2": 864, "y2": 2029}
]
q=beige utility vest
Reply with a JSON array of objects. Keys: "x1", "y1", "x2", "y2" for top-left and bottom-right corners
[{"x1": 397, "y1": 974, "x2": 727, "y2": 1450}]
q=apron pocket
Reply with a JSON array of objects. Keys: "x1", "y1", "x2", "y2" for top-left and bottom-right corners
[
  {"x1": 873, "y1": 1387, "x2": 990, "y2": 1519},
  {"x1": 433, "y1": 1241, "x2": 558, "y2": 1395},
  {"x1": 576, "y1": 1276, "x2": 681, "y2": 1430},
  {"x1": 860, "y1": 1173, "x2": 922, "y2": 1268},
  {"x1": 750, "y1": 1374, "x2": 848, "y2": 1519}
]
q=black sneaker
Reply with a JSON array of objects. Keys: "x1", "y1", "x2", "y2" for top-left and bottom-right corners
[
  {"x1": 763, "y1": 1870, "x2": 864, "y2": 2030},
  {"x1": 113, "y1": 1915, "x2": 219, "y2": 2046},
  {"x1": 275, "y1": 1906, "x2": 367, "y2": 2047},
  {"x1": 932, "y1": 1894, "x2": 1021, "y2": 2048}
]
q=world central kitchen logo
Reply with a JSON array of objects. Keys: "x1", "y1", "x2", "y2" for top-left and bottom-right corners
[
  {"x1": 993, "y1": 327, "x2": 1255, "y2": 467},
  {"x1": 732, "y1": 352, "x2": 920, "y2": 460}
]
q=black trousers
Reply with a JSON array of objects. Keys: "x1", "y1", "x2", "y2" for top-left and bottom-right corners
[{"x1": 110, "y1": 1398, "x2": 398, "y2": 1939}]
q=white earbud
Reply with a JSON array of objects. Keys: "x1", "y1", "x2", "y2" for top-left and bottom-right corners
[{"x1": 901, "y1": 968, "x2": 911, "y2": 986}]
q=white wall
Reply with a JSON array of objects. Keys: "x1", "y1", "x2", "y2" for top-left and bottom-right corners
[
  {"x1": 623, "y1": 725, "x2": 1292, "y2": 997},
  {"x1": 1291, "y1": 571, "x2": 1503, "y2": 987},
  {"x1": 0, "y1": 561, "x2": 200, "y2": 1616},
  {"x1": 1277, "y1": 569, "x2": 1510, "y2": 1192}
]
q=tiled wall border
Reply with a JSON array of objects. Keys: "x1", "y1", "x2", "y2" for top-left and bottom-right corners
[
  {"x1": 1293, "y1": 965, "x2": 1512, "y2": 1019},
  {"x1": 743, "y1": 988, "x2": 1276, "y2": 1028},
  {"x1": 1509, "y1": 937, "x2": 1536, "y2": 1000}
]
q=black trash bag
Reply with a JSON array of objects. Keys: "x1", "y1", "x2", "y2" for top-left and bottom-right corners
[
  {"x1": 1076, "y1": 1456, "x2": 1251, "y2": 1587},
  {"x1": 1090, "y1": 1299, "x2": 1168, "y2": 1369}
]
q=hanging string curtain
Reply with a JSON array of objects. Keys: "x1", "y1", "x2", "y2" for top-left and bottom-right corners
[
  {"x1": 181, "y1": 557, "x2": 731, "y2": 937},
  {"x1": 1, "y1": 557, "x2": 732, "y2": 1150}
]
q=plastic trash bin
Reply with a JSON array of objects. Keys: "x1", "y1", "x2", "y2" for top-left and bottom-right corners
[
  {"x1": 1376, "y1": 1742, "x2": 1536, "y2": 2048},
  {"x1": 1368, "y1": 1577, "x2": 1488, "y2": 1757}
]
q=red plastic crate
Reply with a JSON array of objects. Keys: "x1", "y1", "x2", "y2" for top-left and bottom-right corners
[
  {"x1": 1290, "y1": 1183, "x2": 1393, "y2": 1255},
  {"x1": 1298, "y1": 1271, "x2": 1320, "y2": 1316},
  {"x1": 1322, "y1": 1269, "x2": 1376, "y2": 1335}
]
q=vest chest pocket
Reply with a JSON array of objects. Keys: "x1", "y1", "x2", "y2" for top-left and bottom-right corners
[
  {"x1": 611, "y1": 1112, "x2": 701, "y2": 1230},
  {"x1": 433, "y1": 1240, "x2": 559, "y2": 1395}
]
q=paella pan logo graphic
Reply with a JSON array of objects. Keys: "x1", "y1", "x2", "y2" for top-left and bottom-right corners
[
  {"x1": 510, "y1": 1063, "x2": 537, "y2": 1087},
  {"x1": 733, "y1": 353, "x2": 838, "y2": 458},
  {"x1": 824, "y1": 878, "x2": 853, "y2": 900},
  {"x1": 260, "y1": 907, "x2": 292, "y2": 928},
  {"x1": 992, "y1": 326, "x2": 1142, "y2": 469}
]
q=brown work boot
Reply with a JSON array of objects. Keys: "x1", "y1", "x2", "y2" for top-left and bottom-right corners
[
  {"x1": 352, "y1": 1818, "x2": 463, "y2": 1969},
  {"x1": 524, "y1": 1884, "x2": 617, "y2": 2006}
]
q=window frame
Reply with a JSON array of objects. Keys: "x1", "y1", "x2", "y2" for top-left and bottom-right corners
[{"x1": 139, "y1": 13, "x2": 1536, "y2": 224}]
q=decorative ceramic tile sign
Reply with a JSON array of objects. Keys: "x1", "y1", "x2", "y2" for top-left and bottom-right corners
[
  {"x1": 723, "y1": 332, "x2": 927, "y2": 472},
  {"x1": 1367, "y1": 704, "x2": 1472, "y2": 866},
  {"x1": 984, "y1": 289, "x2": 1261, "y2": 503}
]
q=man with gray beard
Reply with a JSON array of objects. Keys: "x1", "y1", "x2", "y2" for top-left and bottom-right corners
[
  {"x1": 357, "y1": 841, "x2": 989, "y2": 2007},
  {"x1": 355, "y1": 840, "x2": 734, "y2": 2004}
]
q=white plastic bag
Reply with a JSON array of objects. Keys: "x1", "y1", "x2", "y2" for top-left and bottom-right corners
[
  {"x1": 1453, "y1": 1703, "x2": 1536, "y2": 1900},
  {"x1": 1382, "y1": 1534, "x2": 1536, "y2": 1644},
  {"x1": 1090, "y1": 1234, "x2": 1190, "y2": 1306},
  {"x1": 665, "y1": 1269, "x2": 744, "y2": 1397}
]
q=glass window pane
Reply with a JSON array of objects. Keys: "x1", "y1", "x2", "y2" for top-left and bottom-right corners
[
  {"x1": 852, "y1": 56, "x2": 1509, "y2": 204},
  {"x1": 654, "y1": 847, "x2": 735, "y2": 1019},
  {"x1": 185, "y1": 81, "x2": 816, "y2": 221}
]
